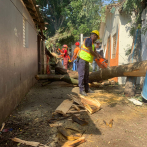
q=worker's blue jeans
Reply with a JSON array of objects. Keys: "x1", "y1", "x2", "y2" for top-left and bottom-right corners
[
  {"x1": 72, "y1": 59, "x2": 77, "y2": 71},
  {"x1": 77, "y1": 58, "x2": 89, "y2": 92},
  {"x1": 92, "y1": 60, "x2": 98, "y2": 72}
]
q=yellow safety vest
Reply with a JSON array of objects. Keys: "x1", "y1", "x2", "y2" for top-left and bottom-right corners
[{"x1": 79, "y1": 38, "x2": 95, "y2": 63}]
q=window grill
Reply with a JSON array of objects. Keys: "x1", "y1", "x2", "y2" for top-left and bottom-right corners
[{"x1": 112, "y1": 34, "x2": 116, "y2": 59}]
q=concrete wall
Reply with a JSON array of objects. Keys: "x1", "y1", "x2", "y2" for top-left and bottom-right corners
[{"x1": 0, "y1": 0, "x2": 38, "y2": 123}]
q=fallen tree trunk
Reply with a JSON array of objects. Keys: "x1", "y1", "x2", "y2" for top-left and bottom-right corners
[
  {"x1": 35, "y1": 74, "x2": 78, "y2": 85},
  {"x1": 89, "y1": 60, "x2": 147, "y2": 82},
  {"x1": 36, "y1": 60, "x2": 147, "y2": 84},
  {"x1": 55, "y1": 67, "x2": 78, "y2": 78}
]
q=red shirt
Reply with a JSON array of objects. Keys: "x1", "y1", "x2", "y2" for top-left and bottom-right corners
[
  {"x1": 64, "y1": 49, "x2": 68, "y2": 58},
  {"x1": 62, "y1": 48, "x2": 65, "y2": 53}
]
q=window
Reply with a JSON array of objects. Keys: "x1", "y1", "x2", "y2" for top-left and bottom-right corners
[
  {"x1": 112, "y1": 33, "x2": 116, "y2": 59},
  {"x1": 23, "y1": 17, "x2": 28, "y2": 47}
]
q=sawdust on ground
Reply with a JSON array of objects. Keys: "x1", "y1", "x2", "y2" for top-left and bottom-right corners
[{"x1": 1, "y1": 81, "x2": 147, "y2": 147}]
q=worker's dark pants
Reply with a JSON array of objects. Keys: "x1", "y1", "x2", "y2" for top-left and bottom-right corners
[{"x1": 77, "y1": 58, "x2": 89, "y2": 92}]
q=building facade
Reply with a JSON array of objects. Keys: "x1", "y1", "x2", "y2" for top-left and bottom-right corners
[
  {"x1": 99, "y1": 5, "x2": 133, "y2": 84},
  {"x1": 0, "y1": 0, "x2": 45, "y2": 124}
]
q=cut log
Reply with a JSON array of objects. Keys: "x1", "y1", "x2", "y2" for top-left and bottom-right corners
[
  {"x1": 53, "y1": 99, "x2": 73, "y2": 115},
  {"x1": 35, "y1": 74, "x2": 78, "y2": 85},
  {"x1": 55, "y1": 67, "x2": 67, "y2": 75},
  {"x1": 89, "y1": 60, "x2": 147, "y2": 82},
  {"x1": 123, "y1": 68, "x2": 146, "y2": 77},
  {"x1": 36, "y1": 60, "x2": 147, "y2": 83}
]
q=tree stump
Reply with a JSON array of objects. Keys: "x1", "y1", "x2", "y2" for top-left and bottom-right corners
[{"x1": 124, "y1": 77, "x2": 137, "y2": 97}]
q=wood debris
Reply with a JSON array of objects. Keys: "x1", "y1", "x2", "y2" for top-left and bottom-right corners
[
  {"x1": 103, "y1": 119, "x2": 114, "y2": 128},
  {"x1": 72, "y1": 114, "x2": 88, "y2": 126},
  {"x1": 109, "y1": 119, "x2": 113, "y2": 128},
  {"x1": 48, "y1": 115, "x2": 71, "y2": 124},
  {"x1": 72, "y1": 104, "x2": 80, "y2": 112},
  {"x1": 70, "y1": 95, "x2": 83, "y2": 105},
  {"x1": 57, "y1": 126, "x2": 82, "y2": 141},
  {"x1": 11, "y1": 138, "x2": 49, "y2": 147},
  {"x1": 62, "y1": 137, "x2": 86, "y2": 147},
  {"x1": 79, "y1": 95, "x2": 101, "y2": 114},
  {"x1": 49, "y1": 122, "x2": 63, "y2": 127},
  {"x1": 53, "y1": 99, "x2": 73, "y2": 115},
  {"x1": 67, "y1": 110, "x2": 87, "y2": 114},
  {"x1": 0, "y1": 123, "x2": 5, "y2": 132}
]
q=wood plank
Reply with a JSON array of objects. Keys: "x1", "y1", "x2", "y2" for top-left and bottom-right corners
[
  {"x1": 83, "y1": 104, "x2": 93, "y2": 114},
  {"x1": 62, "y1": 137, "x2": 86, "y2": 147},
  {"x1": 54, "y1": 99, "x2": 73, "y2": 115},
  {"x1": 11, "y1": 138, "x2": 49, "y2": 147},
  {"x1": 79, "y1": 95, "x2": 101, "y2": 114},
  {"x1": 72, "y1": 104, "x2": 80, "y2": 112},
  {"x1": 57, "y1": 126, "x2": 82, "y2": 141},
  {"x1": 67, "y1": 110, "x2": 87, "y2": 114},
  {"x1": 71, "y1": 96, "x2": 82, "y2": 105}
]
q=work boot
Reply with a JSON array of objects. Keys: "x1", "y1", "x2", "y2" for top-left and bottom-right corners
[
  {"x1": 80, "y1": 91, "x2": 87, "y2": 96},
  {"x1": 87, "y1": 88, "x2": 95, "y2": 93}
]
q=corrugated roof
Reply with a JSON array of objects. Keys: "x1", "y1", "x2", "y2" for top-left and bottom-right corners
[{"x1": 22, "y1": 0, "x2": 45, "y2": 30}]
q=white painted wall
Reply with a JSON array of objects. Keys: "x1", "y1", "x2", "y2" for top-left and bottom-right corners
[
  {"x1": 101, "y1": 8, "x2": 120, "y2": 58},
  {"x1": 100, "y1": 7, "x2": 133, "y2": 84},
  {"x1": 119, "y1": 13, "x2": 133, "y2": 65},
  {"x1": 118, "y1": 13, "x2": 133, "y2": 84}
]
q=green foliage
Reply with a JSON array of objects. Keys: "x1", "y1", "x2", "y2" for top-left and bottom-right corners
[
  {"x1": 125, "y1": 48, "x2": 131, "y2": 56},
  {"x1": 36, "y1": 0, "x2": 103, "y2": 48},
  {"x1": 101, "y1": 6, "x2": 107, "y2": 22},
  {"x1": 121, "y1": 0, "x2": 144, "y2": 37}
]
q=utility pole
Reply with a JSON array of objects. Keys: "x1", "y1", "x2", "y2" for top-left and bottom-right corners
[{"x1": 80, "y1": 34, "x2": 83, "y2": 46}]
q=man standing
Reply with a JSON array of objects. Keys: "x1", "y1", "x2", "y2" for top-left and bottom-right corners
[
  {"x1": 77, "y1": 30, "x2": 101, "y2": 96},
  {"x1": 71, "y1": 42, "x2": 80, "y2": 71},
  {"x1": 61, "y1": 46, "x2": 65, "y2": 66},
  {"x1": 92, "y1": 41, "x2": 103, "y2": 72},
  {"x1": 62, "y1": 44, "x2": 68, "y2": 69}
]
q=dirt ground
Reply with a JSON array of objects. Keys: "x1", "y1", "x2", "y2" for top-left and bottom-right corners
[{"x1": 1, "y1": 81, "x2": 147, "y2": 147}]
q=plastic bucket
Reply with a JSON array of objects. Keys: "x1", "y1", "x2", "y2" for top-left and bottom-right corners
[
  {"x1": 95, "y1": 58, "x2": 108, "y2": 69},
  {"x1": 141, "y1": 72, "x2": 147, "y2": 100}
]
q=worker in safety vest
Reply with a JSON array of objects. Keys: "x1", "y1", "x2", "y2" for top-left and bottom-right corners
[
  {"x1": 71, "y1": 42, "x2": 80, "y2": 71},
  {"x1": 60, "y1": 45, "x2": 66, "y2": 66},
  {"x1": 77, "y1": 30, "x2": 101, "y2": 96},
  {"x1": 61, "y1": 44, "x2": 68, "y2": 69}
]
